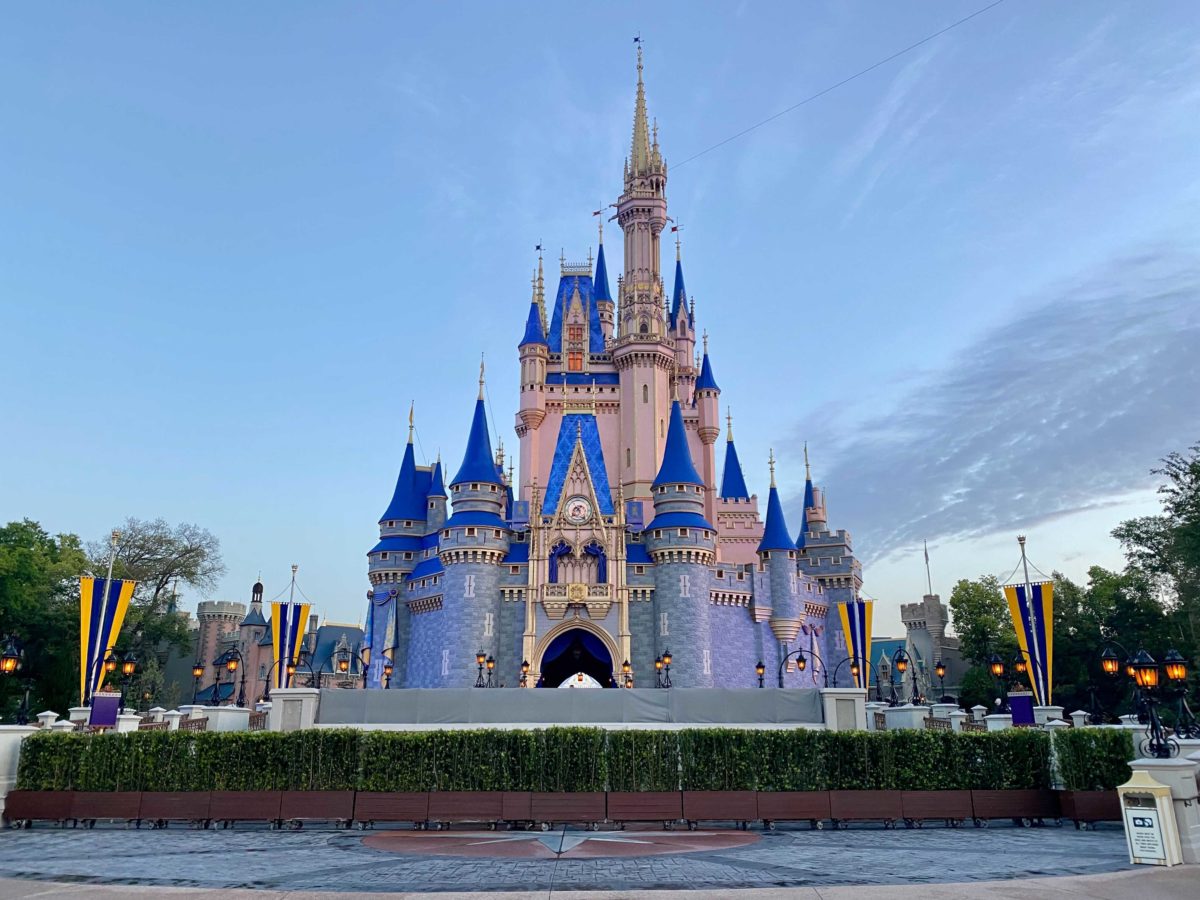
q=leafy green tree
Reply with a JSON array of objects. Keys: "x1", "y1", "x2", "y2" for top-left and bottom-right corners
[
  {"x1": 948, "y1": 575, "x2": 1015, "y2": 666},
  {"x1": 0, "y1": 520, "x2": 89, "y2": 716}
]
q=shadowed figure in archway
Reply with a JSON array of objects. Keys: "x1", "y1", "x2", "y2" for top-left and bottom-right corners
[{"x1": 539, "y1": 629, "x2": 614, "y2": 687}]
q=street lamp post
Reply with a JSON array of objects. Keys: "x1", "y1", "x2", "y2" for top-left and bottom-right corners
[
  {"x1": 1132, "y1": 650, "x2": 1177, "y2": 759},
  {"x1": 334, "y1": 647, "x2": 373, "y2": 689},
  {"x1": 755, "y1": 660, "x2": 765, "y2": 688},
  {"x1": 890, "y1": 648, "x2": 911, "y2": 707},
  {"x1": 217, "y1": 648, "x2": 246, "y2": 708},
  {"x1": 621, "y1": 659, "x2": 632, "y2": 689},
  {"x1": 934, "y1": 660, "x2": 949, "y2": 702},
  {"x1": 474, "y1": 650, "x2": 487, "y2": 688},
  {"x1": 1163, "y1": 650, "x2": 1199, "y2": 739},
  {"x1": 655, "y1": 649, "x2": 673, "y2": 688},
  {"x1": 190, "y1": 662, "x2": 205, "y2": 704},
  {"x1": 777, "y1": 647, "x2": 829, "y2": 689},
  {"x1": 119, "y1": 651, "x2": 138, "y2": 711},
  {"x1": 520, "y1": 659, "x2": 531, "y2": 688},
  {"x1": 988, "y1": 653, "x2": 1009, "y2": 713},
  {"x1": 0, "y1": 636, "x2": 32, "y2": 725}
]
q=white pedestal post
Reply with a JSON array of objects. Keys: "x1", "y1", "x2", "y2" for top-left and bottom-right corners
[
  {"x1": 0, "y1": 726, "x2": 39, "y2": 824},
  {"x1": 820, "y1": 688, "x2": 867, "y2": 731},
  {"x1": 67, "y1": 707, "x2": 89, "y2": 725},
  {"x1": 984, "y1": 713, "x2": 1013, "y2": 732},
  {"x1": 930, "y1": 702, "x2": 958, "y2": 720},
  {"x1": 115, "y1": 713, "x2": 141, "y2": 733},
  {"x1": 1033, "y1": 705, "x2": 1065, "y2": 725},
  {"x1": 266, "y1": 689, "x2": 320, "y2": 732},
  {"x1": 35, "y1": 711, "x2": 59, "y2": 729},
  {"x1": 1126, "y1": 758, "x2": 1200, "y2": 864},
  {"x1": 970, "y1": 704, "x2": 988, "y2": 722},
  {"x1": 864, "y1": 701, "x2": 887, "y2": 731},
  {"x1": 948, "y1": 710, "x2": 968, "y2": 732},
  {"x1": 162, "y1": 710, "x2": 184, "y2": 731},
  {"x1": 1069, "y1": 710, "x2": 1089, "y2": 729},
  {"x1": 205, "y1": 707, "x2": 251, "y2": 732},
  {"x1": 882, "y1": 704, "x2": 929, "y2": 731}
]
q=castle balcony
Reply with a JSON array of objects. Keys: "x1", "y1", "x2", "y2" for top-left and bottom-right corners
[{"x1": 540, "y1": 582, "x2": 612, "y2": 620}]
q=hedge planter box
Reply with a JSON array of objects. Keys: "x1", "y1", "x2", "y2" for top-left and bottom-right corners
[
  {"x1": 757, "y1": 791, "x2": 831, "y2": 827},
  {"x1": 830, "y1": 790, "x2": 902, "y2": 825},
  {"x1": 353, "y1": 792, "x2": 429, "y2": 826},
  {"x1": 900, "y1": 790, "x2": 972, "y2": 824},
  {"x1": 530, "y1": 792, "x2": 605, "y2": 826},
  {"x1": 501, "y1": 791, "x2": 533, "y2": 823},
  {"x1": 71, "y1": 791, "x2": 142, "y2": 826},
  {"x1": 970, "y1": 789, "x2": 1059, "y2": 823},
  {"x1": 138, "y1": 792, "x2": 211, "y2": 825},
  {"x1": 607, "y1": 791, "x2": 683, "y2": 824},
  {"x1": 428, "y1": 791, "x2": 502, "y2": 824},
  {"x1": 683, "y1": 790, "x2": 757, "y2": 826},
  {"x1": 210, "y1": 791, "x2": 282, "y2": 826},
  {"x1": 3, "y1": 790, "x2": 74, "y2": 826},
  {"x1": 280, "y1": 791, "x2": 354, "y2": 826},
  {"x1": 1059, "y1": 790, "x2": 1120, "y2": 826}
]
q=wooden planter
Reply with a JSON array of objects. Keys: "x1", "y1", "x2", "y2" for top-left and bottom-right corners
[
  {"x1": 970, "y1": 789, "x2": 1060, "y2": 823},
  {"x1": 70, "y1": 791, "x2": 142, "y2": 825},
  {"x1": 830, "y1": 790, "x2": 903, "y2": 826},
  {"x1": 900, "y1": 790, "x2": 972, "y2": 824},
  {"x1": 2, "y1": 790, "x2": 75, "y2": 826},
  {"x1": 501, "y1": 791, "x2": 533, "y2": 823},
  {"x1": 1059, "y1": 790, "x2": 1120, "y2": 826},
  {"x1": 428, "y1": 791, "x2": 503, "y2": 824},
  {"x1": 757, "y1": 791, "x2": 831, "y2": 827},
  {"x1": 530, "y1": 792, "x2": 606, "y2": 826},
  {"x1": 209, "y1": 790, "x2": 282, "y2": 827},
  {"x1": 683, "y1": 790, "x2": 757, "y2": 826},
  {"x1": 280, "y1": 790, "x2": 354, "y2": 826},
  {"x1": 353, "y1": 792, "x2": 430, "y2": 825},
  {"x1": 138, "y1": 792, "x2": 211, "y2": 825},
  {"x1": 607, "y1": 791, "x2": 683, "y2": 824}
]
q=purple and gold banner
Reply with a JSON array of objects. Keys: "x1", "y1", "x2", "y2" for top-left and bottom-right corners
[
  {"x1": 1003, "y1": 582, "x2": 1053, "y2": 706},
  {"x1": 837, "y1": 599, "x2": 873, "y2": 690},
  {"x1": 79, "y1": 576, "x2": 136, "y2": 705},
  {"x1": 271, "y1": 601, "x2": 311, "y2": 689}
]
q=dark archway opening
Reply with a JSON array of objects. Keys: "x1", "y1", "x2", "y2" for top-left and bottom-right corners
[{"x1": 539, "y1": 629, "x2": 615, "y2": 688}]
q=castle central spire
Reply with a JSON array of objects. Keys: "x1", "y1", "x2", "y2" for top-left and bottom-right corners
[{"x1": 631, "y1": 44, "x2": 651, "y2": 176}]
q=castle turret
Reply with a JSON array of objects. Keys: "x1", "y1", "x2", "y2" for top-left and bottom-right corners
[
  {"x1": 427, "y1": 456, "x2": 447, "y2": 532},
  {"x1": 645, "y1": 398, "x2": 716, "y2": 686},
  {"x1": 669, "y1": 247, "x2": 696, "y2": 397},
  {"x1": 428, "y1": 365, "x2": 509, "y2": 686},
  {"x1": 693, "y1": 334, "x2": 720, "y2": 523},
  {"x1": 719, "y1": 414, "x2": 749, "y2": 500},
  {"x1": 517, "y1": 259, "x2": 550, "y2": 503},
  {"x1": 758, "y1": 452, "x2": 802, "y2": 646},
  {"x1": 369, "y1": 404, "x2": 427, "y2": 590},
  {"x1": 594, "y1": 229, "x2": 614, "y2": 342}
]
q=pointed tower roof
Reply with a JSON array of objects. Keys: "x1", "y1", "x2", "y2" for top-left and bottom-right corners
[
  {"x1": 720, "y1": 413, "x2": 750, "y2": 499},
  {"x1": 379, "y1": 407, "x2": 428, "y2": 522},
  {"x1": 428, "y1": 457, "x2": 446, "y2": 498},
  {"x1": 695, "y1": 347, "x2": 719, "y2": 392},
  {"x1": 669, "y1": 254, "x2": 689, "y2": 329},
  {"x1": 796, "y1": 443, "x2": 815, "y2": 548},
  {"x1": 520, "y1": 285, "x2": 546, "y2": 347},
  {"x1": 652, "y1": 400, "x2": 704, "y2": 488},
  {"x1": 594, "y1": 238, "x2": 612, "y2": 303},
  {"x1": 758, "y1": 451, "x2": 795, "y2": 552},
  {"x1": 450, "y1": 367, "x2": 501, "y2": 487},
  {"x1": 631, "y1": 44, "x2": 651, "y2": 176}
]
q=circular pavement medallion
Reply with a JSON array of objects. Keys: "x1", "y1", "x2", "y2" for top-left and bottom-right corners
[{"x1": 362, "y1": 827, "x2": 760, "y2": 859}]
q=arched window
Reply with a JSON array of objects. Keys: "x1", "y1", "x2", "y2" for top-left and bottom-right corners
[
  {"x1": 642, "y1": 384, "x2": 648, "y2": 403},
  {"x1": 639, "y1": 320, "x2": 649, "y2": 334},
  {"x1": 660, "y1": 419, "x2": 665, "y2": 437},
  {"x1": 626, "y1": 448, "x2": 631, "y2": 467}
]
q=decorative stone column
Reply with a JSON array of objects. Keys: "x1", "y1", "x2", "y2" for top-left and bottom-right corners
[
  {"x1": 49, "y1": 721, "x2": 74, "y2": 733},
  {"x1": 1033, "y1": 705, "x2": 1065, "y2": 725},
  {"x1": 147, "y1": 707, "x2": 166, "y2": 723},
  {"x1": 984, "y1": 713, "x2": 1013, "y2": 732},
  {"x1": 67, "y1": 707, "x2": 89, "y2": 725},
  {"x1": 0, "y1": 726, "x2": 39, "y2": 823},
  {"x1": 115, "y1": 713, "x2": 141, "y2": 733},
  {"x1": 930, "y1": 702, "x2": 957, "y2": 720},
  {"x1": 162, "y1": 710, "x2": 184, "y2": 731},
  {"x1": 266, "y1": 688, "x2": 320, "y2": 732},
  {"x1": 1069, "y1": 710, "x2": 1089, "y2": 729},
  {"x1": 882, "y1": 704, "x2": 929, "y2": 731},
  {"x1": 864, "y1": 701, "x2": 887, "y2": 731},
  {"x1": 820, "y1": 688, "x2": 867, "y2": 731},
  {"x1": 948, "y1": 710, "x2": 968, "y2": 732},
  {"x1": 970, "y1": 704, "x2": 987, "y2": 722},
  {"x1": 35, "y1": 711, "x2": 58, "y2": 729}
]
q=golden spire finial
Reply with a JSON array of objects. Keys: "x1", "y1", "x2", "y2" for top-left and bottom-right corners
[
  {"x1": 804, "y1": 441, "x2": 811, "y2": 480},
  {"x1": 597, "y1": 214, "x2": 603, "y2": 244},
  {"x1": 726, "y1": 409, "x2": 733, "y2": 442},
  {"x1": 631, "y1": 37, "x2": 650, "y2": 174},
  {"x1": 407, "y1": 401, "x2": 415, "y2": 443},
  {"x1": 768, "y1": 448, "x2": 777, "y2": 488},
  {"x1": 675, "y1": 225, "x2": 682, "y2": 261},
  {"x1": 507, "y1": 460, "x2": 514, "y2": 486},
  {"x1": 590, "y1": 378, "x2": 597, "y2": 414},
  {"x1": 702, "y1": 329, "x2": 708, "y2": 355},
  {"x1": 478, "y1": 356, "x2": 485, "y2": 400}
]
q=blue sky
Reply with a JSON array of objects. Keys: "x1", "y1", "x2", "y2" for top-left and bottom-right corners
[{"x1": 3, "y1": 2, "x2": 1198, "y2": 633}]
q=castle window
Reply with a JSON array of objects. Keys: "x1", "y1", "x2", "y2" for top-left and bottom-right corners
[
  {"x1": 387, "y1": 520, "x2": 395, "y2": 527},
  {"x1": 510, "y1": 566, "x2": 520, "y2": 575},
  {"x1": 679, "y1": 529, "x2": 689, "y2": 537},
  {"x1": 654, "y1": 530, "x2": 662, "y2": 539},
  {"x1": 716, "y1": 569, "x2": 724, "y2": 579},
  {"x1": 490, "y1": 485, "x2": 498, "y2": 492},
  {"x1": 429, "y1": 501, "x2": 435, "y2": 509},
  {"x1": 660, "y1": 419, "x2": 664, "y2": 437},
  {"x1": 635, "y1": 565, "x2": 645, "y2": 575},
  {"x1": 493, "y1": 529, "x2": 502, "y2": 539},
  {"x1": 626, "y1": 448, "x2": 631, "y2": 467},
  {"x1": 642, "y1": 384, "x2": 648, "y2": 403},
  {"x1": 404, "y1": 520, "x2": 413, "y2": 528},
  {"x1": 443, "y1": 530, "x2": 450, "y2": 539},
  {"x1": 404, "y1": 552, "x2": 413, "y2": 560},
  {"x1": 466, "y1": 527, "x2": 477, "y2": 536},
  {"x1": 567, "y1": 350, "x2": 583, "y2": 371},
  {"x1": 567, "y1": 325, "x2": 583, "y2": 342},
  {"x1": 380, "y1": 552, "x2": 388, "y2": 560},
  {"x1": 639, "y1": 321, "x2": 648, "y2": 334}
]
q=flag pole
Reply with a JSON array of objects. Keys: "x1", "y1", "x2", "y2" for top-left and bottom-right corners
[
  {"x1": 1018, "y1": 534, "x2": 1043, "y2": 702},
  {"x1": 923, "y1": 540, "x2": 933, "y2": 596},
  {"x1": 87, "y1": 528, "x2": 121, "y2": 705}
]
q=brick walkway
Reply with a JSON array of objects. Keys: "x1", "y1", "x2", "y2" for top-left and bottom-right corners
[{"x1": 0, "y1": 822, "x2": 1132, "y2": 893}]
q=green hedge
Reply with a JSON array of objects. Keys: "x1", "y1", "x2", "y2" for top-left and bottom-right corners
[
  {"x1": 1053, "y1": 728, "x2": 1134, "y2": 791},
  {"x1": 17, "y1": 727, "x2": 1060, "y2": 793}
]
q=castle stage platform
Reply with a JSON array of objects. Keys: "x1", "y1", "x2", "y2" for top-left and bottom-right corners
[{"x1": 314, "y1": 687, "x2": 824, "y2": 730}]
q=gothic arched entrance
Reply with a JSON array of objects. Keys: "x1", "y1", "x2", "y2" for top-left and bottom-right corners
[{"x1": 538, "y1": 628, "x2": 615, "y2": 688}]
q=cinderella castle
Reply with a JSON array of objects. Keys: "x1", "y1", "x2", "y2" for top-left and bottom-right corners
[{"x1": 363, "y1": 50, "x2": 863, "y2": 690}]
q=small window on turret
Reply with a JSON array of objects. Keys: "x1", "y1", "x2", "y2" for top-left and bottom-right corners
[
  {"x1": 679, "y1": 529, "x2": 689, "y2": 537},
  {"x1": 490, "y1": 485, "x2": 498, "y2": 492},
  {"x1": 381, "y1": 552, "x2": 388, "y2": 560},
  {"x1": 404, "y1": 552, "x2": 413, "y2": 560},
  {"x1": 466, "y1": 527, "x2": 477, "y2": 536},
  {"x1": 471, "y1": 483, "x2": 480, "y2": 490},
  {"x1": 654, "y1": 530, "x2": 662, "y2": 539},
  {"x1": 388, "y1": 520, "x2": 395, "y2": 527},
  {"x1": 493, "y1": 529, "x2": 502, "y2": 539},
  {"x1": 510, "y1": 566, "x2": 520, "y2": 575},
  {"x1": 404, "y1": 520, "x2": 413, "y2": 528}
]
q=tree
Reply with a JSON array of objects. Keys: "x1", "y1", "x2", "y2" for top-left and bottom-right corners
[
  {"x1": 87, "y1": 518, "x2": 225, "y2": 656},
  {"x1": 0, "y1": 520, "x2": 89, "y2": 716},
  {"x1": 947, "y1": 575, "x2": 1015, "y2": 666},
  {"x1": 1113, "y1": 443, "x2": 1200, "y2": 649}
]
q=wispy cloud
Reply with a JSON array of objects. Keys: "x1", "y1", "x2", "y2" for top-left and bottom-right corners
[{"x1": 788, "y1": 246, "x2": 1200, "y2": 563}]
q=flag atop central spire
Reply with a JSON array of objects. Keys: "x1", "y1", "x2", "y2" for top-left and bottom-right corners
[{"x1": 631, "y1": 42, "x2": 651, "y2": 176}]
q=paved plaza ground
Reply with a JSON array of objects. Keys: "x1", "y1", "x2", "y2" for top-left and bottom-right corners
[{"x1": 0, "y1": 821, "x2": 1163, "y2": 896}]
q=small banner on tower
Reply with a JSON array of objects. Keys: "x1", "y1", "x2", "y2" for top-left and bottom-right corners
[
  {"x1": 837, "y1": 599, "x2": 873, "y2": 691},
  {"x1": 271, "y1": 601, "x2": 311, "y2": 689},
  {"x1": 1003, "y1": 582, "x2": 1053, "y2": 706},
  {"x1": 79, "y1": 576, "x2": 137, "y2": 705}
]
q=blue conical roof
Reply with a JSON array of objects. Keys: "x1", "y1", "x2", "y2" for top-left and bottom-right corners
[
  {"x1": 669, "y1": 257, "x2": 688, "y2": 329},
  {"x1": 695, "y1": 352, "x2": 719, "y2": 392},
  {"x1": 380, "y1": 440, "x2": 427, "y2": 522},
  {"x1": 594, "y1": 242, "x2": 612, "y2": 302},
  {"x1": 758, "y1": 484, "x2": 794, "y2": 552},
  {"x1": 796, "y1": 476, "x2": 814, "y2": 547},
  {"x1": 652, "y1": 400, "x2": 703, "y2": 488},
  {"x1": 796, "y1": 506, "x2": 809, "y2": 549},
  {"x1": 520, "y1": 299, "x2": 545, "y2": 346},
  {"x1": 720, "y1": 438, "x2": 749, "y2": 499},
  {"x1": 428, "y1": 459, "x2": 446, "y2": 498},
  {"x1": 450, "y1": 397, "x2": 501, "y2": 487}
]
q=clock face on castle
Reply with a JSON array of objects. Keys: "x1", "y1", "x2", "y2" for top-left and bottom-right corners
[{"x1": 564, "y1": 495, "x2": 593, "y2": 525}]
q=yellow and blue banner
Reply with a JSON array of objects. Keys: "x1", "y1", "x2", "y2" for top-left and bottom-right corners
[
  {"x1": 1003, "y1": 581, "x2": 1053, "y2": 706},
  {"x1": 271, "y1": 601, "x2": 311, "y2": 689},
  {"x1": 79, "y1": 576, "x2": 136, "y2": 704},
  {"x1": 838, "y1": 599, "x2": 873, "y2": 690}
]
